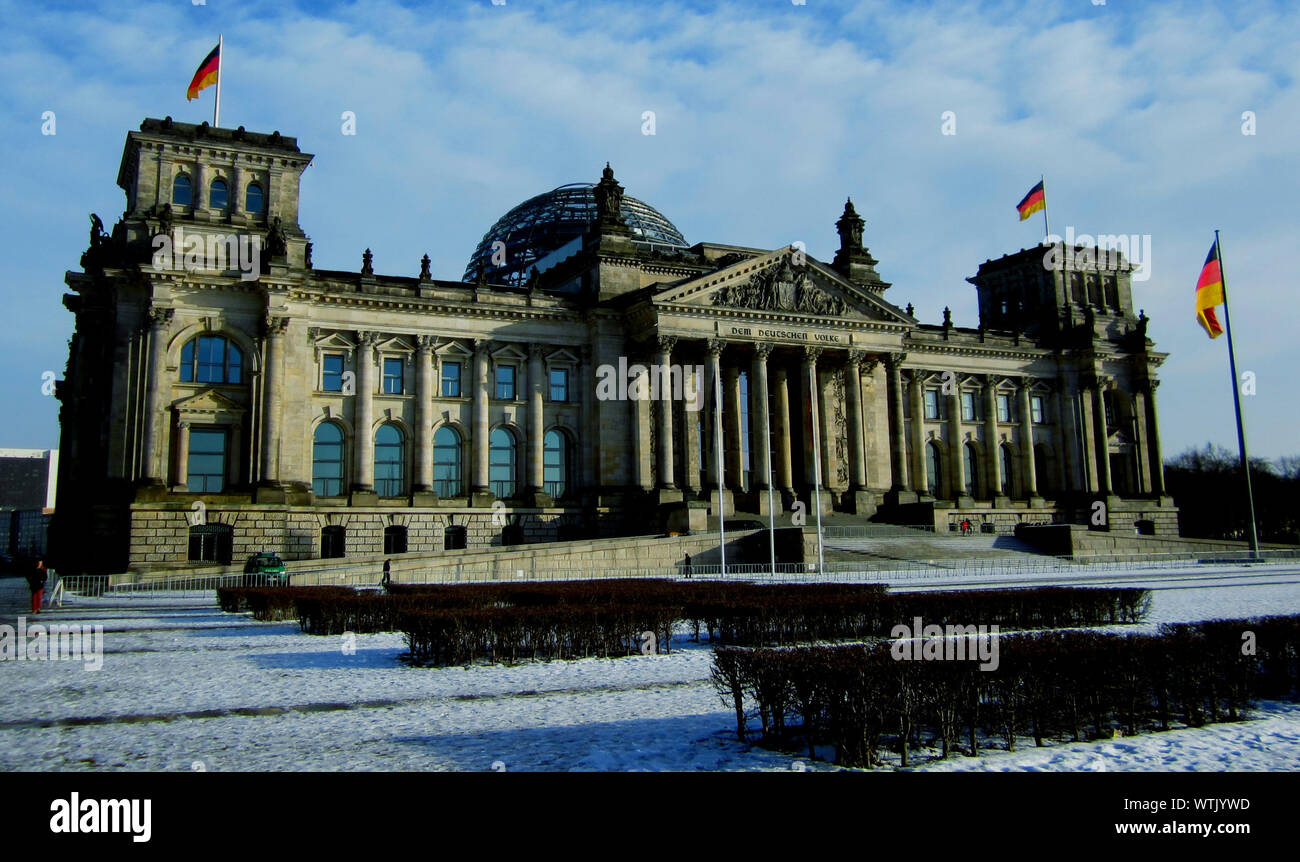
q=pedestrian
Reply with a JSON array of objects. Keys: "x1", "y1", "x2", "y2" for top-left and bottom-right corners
[
  {"x1": 683, "y1": 553, "x2": 693, "y2": 579},
  {"x1": 382, "y1": 558, "x2": 392, "y2": 588},
  {"x1": 26, "y1": 559, "x2": 47, "y2": 614}
]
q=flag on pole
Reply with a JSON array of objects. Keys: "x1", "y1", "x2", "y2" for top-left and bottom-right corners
[
  {"x1": 1195, "y1": 238, "x2": 1226, "y2": 339},
  {"x1": 1016, "y1": 180, "x2": 1046, "y2": 221},
  {"x1": 186, "y1": 43, "x2": 221, "y2": 101}
]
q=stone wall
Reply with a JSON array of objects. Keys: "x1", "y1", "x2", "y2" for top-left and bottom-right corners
[{"x1": 1014, "y1": 523, "x2": 1292, "y2": 559}]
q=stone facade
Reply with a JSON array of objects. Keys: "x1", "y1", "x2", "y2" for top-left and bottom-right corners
[{"x1": 52, "y1": 118, "x2": 1178, "y2": 574}]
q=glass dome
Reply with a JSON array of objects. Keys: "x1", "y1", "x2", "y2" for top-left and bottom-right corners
[{"x1": 463, "y1": 183, "x2": 688, "y2": 286}]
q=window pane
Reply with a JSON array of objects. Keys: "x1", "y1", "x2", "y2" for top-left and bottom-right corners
[
  {"x1": 210, "y1": 179, "x2": 228, "y2": 210},
  {"x1": 181, "y1": 340, "x2": 195, "y2": 382},
  {"x1": 961, "y1": 392, "x2": 975, "y2": 421},
  {"x1": 245, "y1": 183, "x2": 265, "y2": 214},
  {"x1": 383, "y1": 358, "x2": 404, "y2": 394},
  {"x1": 924, "y1": 390, "x2": 939, "y2": 420},
  {"x1": 173, "y1": 175, "x2": 192, "y2": 207},
  {"x1": 433, "y1": 426, "x2": 461, "y2": 497},
  {"x1": 441, "y1": 362, "x2": 461, "y2": 397},
  {"x1": 495, "y1": 366, "x2": 515, "y2": 400},
  {"x1": 1031, "y1": 396, "x2": 1044, "y2": 424},
  {"x1": 489, "y1": 428, "x2": 516, "y2": 496},
  {"x1": 187, "y1": 429, "x2": 227, "y2": 493},
  {"x1": 549, "y1": 368, "x2": 568, "y2": 402},
  {"x1": 322, "y1": 354, "x2": 343, "y2": 391},
  {"x1": 313, "y1": 423, "x2": 344, "y2": 497},
  {"x1": 997, "y1": 395, "x2": 1010, "y2": 422},
  {"x1": 374, "y1": 425, "x2": 404, "y2": 496}
]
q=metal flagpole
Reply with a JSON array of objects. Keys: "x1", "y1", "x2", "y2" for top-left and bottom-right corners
[
  {"x1": 1041, "y1": 174, "x2": 1051, "y2": 243},
  {"x1": 715, "y1": 356, "x2": 727, "y2": 577},
  {"x1": 1214, "y1": 230, "x2": 1260, "y2": 558},
  {"x1": 214, "y1": 34, "x2": 223, "y2": 128},
  {"x1": 809, "y1": 362, "x2": 825, "y2": 575},
  {"x1": 767, "y1": 407, "x2": 776, "y2": 579}
]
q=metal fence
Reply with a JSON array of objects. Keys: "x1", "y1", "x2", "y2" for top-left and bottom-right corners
[{"x1": 50, "y1": 547, "x2": 1300, "y2": 598}]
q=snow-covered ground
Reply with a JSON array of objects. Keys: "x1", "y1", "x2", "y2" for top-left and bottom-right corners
[{"x1": 2, "y1": 574, "x2": 1298, "y2": 771}]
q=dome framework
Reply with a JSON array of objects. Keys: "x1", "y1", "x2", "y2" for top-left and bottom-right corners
[{"x1": 463, "y1": 183, "x2": 688, "y2": 286}]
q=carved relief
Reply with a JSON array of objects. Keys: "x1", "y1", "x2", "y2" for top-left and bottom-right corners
[
  {"x1": 712, "y1": 260, "x2": 846, "y2": 316},
  {"x1": 832, "y1": 372, "x2": 848, "y2": 487}
]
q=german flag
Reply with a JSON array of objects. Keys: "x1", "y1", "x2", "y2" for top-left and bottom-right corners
[
  {"x1": 1016, "y1": 180, "x2": 1046, "y2": 221},
  {"x1": 1196, "y1": 239, "x2": 1226, "y2": 339},
  {"x1": 186, "y1": 43, "x2": 220, "y2": 101}
]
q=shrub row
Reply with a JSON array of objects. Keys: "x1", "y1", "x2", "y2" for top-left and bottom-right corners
[
  {"x1": 215, "y1": 586, "x2": 354, "y2": 620},
  {"x1": 401, "y1": 604, "x2": 681, "y2": 665},
  {"x1": 711, "y1": 615, "x2": 1300, "y2": 768}
]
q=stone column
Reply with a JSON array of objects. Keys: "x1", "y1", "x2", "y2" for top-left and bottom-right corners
[
  {"x1": 1018, "y1": 379, "x2": 1039, "y2": 501},
  {"x1": 633, "y1": 359, "x2": 653, "y2": 490},
  {"x1": 261, "y1": 315, "x2": 288, "y2": 487},
  {"x1": 773, "y1": 363, "x2": 794, "y2": 499},
  {"x1": 175, "y1": 421, "x2": 191, "y2": 489},
  {"x1": 141, "y1": 306, "x2": 173, "y2": 484},
  {"x1": 683, "y1": 359, "x2": 702, "y2": 495},
  {"x1": 908, "y1": 371, "x2": 926, "y2": 495},
  {"x1": 579, "y1": 345, "x2": 595, "y2": 491},
  {"x1": 528, "y1": 344, "x2": 546, "y2": 496},
  {"x1": 845, "y1": 352, "x2": 868, "y2": 491},
  {"x1": 1077, "y1": 384, "x2": 1100, "y2": 493},
  {"x1": 723, "y1": 363, "x2": 743, "y2": 490},
  {"x1": 983, "y1": 376, "x2": 1002, "y2": 500},
  {"x1": 818, "y1": 354, "x2": 836, "y2": 494},
  {"x1": 1053, "y1": 386, "x2": 1072, "y2": 493},
  {"x1": 414, "y1": 336, "x2": 434, "y2": 493},
  {"x1": 885, "y1": 353, "x2": 910, "y2": 495},
  {"x1": 750, "y1": 344, "x2": 772, "y2": 496},
  {"x1": 704, "y1": 341, "x2": 724, "y2": 492},
  {"x1": 1092, "y1": 380, "x2": 1112, "y2": 494},
  {"x1": 656, "y1": 336, "x2": 677, "y2": 490},
  {"x1": 471, "y1": 339, "x2": 491, "y2": 497},
  {"x1": 1146, "y1": 379, "x2": 1167, "y2": 496},
  {"x1": 195, "y1": 163, "x2": 209, "y2": 211},
  {"x1": 352, "y1": 330, "x2": 376, "y2": 493},
  {"x1": 231, "y1": 163, "x2": 245, "y2": 217},
  {"x1": 801, "y1": 348, "x2": 823, "y2": 488},
  {"x1": 946, "y1": 381, "x2": 963, "y2": 501}
]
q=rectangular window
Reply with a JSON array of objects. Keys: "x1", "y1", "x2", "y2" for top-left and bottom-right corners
[
  {"x1": 322, "y1": 353, "x2": 344, "y2": 392},
  {"x1": 1031, "y1": 395, "x2": 1045, "y2": 424},
  {"x1": 924, "y1": 389, "x2": 939, "y2": 420},
  {"x1": 961, "y1": 391, "x2": 976, "y2": 422},
  {"x1": 495, "y1": 365, "x2": 516, "y2": 400},
  {"x1": 440, "y1": 361, "x2": 461, "y2": 397},
  {"x1": 997, "y1": 394, "x2": 1011, "y2": 423},
  {"x1": 383, "y1": 357, "x2": 404, "y2": 395},
  {"x1": 549, "y1": 368, "x2": 569, "y2": 402},
  {"x1": 187, "y1": 428, "x2": 228, "y2": 493}
]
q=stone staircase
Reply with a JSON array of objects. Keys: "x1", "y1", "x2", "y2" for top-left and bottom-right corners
[{"x1": 821, "y1": 524, "x2": 1048, "y2": 566}]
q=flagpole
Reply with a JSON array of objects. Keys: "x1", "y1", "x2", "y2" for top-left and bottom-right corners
[
  {"x1": 1214, "y1": 230, "x2": 1260, "y2": 558},
  {"x1": 214, "y1": 34, "x2": 223, "y2": 128},
  {"x1": 810, "y1": 364, "x2": 825, "y2": 577},
  {"x1": 1041, "y1": 174, "x2": 1051, "y2": 243}
]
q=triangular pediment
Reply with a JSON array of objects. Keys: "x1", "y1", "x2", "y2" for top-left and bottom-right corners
[
  {"x1": 653, "y1": 246, "x2": 910, "y2": 324},
  {"x1": 172, "y1": 388, "x2": 247, "y2": 417}
]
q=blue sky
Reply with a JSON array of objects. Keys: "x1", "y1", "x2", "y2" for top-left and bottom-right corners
[{"x1": 1, "y1": 0, "x2": 1296, "y2": 458}]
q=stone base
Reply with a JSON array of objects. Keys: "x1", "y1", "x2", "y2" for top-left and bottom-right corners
[
  {"x1": 653, "y1": 487, "x2": 684, "y2": 505},
  {"x1": 665, "y1": 501, "x2": 710, "y2": 534},
  {"x1": 1028, "y1": 495, "x2": 1047, "y2": 509},
  {"x1": 885, "y1": 488, "x2": 919, "y2": 506},
  {"x1": 845, "y1": 489, "x2": 877, "y2": 517},
  {"x1": 411, "y1": 490, "x2": 438, "y2": 506},
  {"x1": 955, "y1": 495, "x2": 976, "y2": 508},
  {"x1": 801, "y1": 488, "x2": 835, "y2": 516},
  {"x1": 708, "y1": 488, "x2": 735, "y2": 518},
  {"x1": 255, "y1": 483, "x2": 288, "y2": 504},
  {"x1": 469, "y1": 490, "x2": 497, "y2": 507},
  {"x1": 518, "y1": 489, "x2": 555, "y2": 508}
]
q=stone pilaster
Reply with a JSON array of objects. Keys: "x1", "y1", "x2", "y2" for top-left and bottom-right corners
[
  {"x1": 470, "y1": 339, "x2": 493, "y2": 504},
  {"x1": 773, "y1": 363, "x2": 794, "y2": 507},
  {"x1": 750, "y1": 343, "x2": 773, "y2": 514},
  {"x1": 348, "y1": 329, "x2": 377, "y2": 504},
  {"x1": 884, "y1": 352, "x2": 914, "y2": 504},
  {"x1": 140, "y1": 306, "x2": 173, "y2": 486},
  {"x1": 1019, "y1": 378, "x2": 1042, "y2": 505},
  {"x1": 413, "y1": 335, "x2": 435, "y2": 503}
]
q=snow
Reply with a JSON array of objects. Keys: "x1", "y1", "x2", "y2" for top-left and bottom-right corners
[{"x1": 2, "y1": 574, "x2": 1298, "y2": 771}]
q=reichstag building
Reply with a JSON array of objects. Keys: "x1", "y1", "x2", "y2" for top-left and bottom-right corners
[{"x1": 51, "y1": 118, "x2": 1178, "y2": 574}]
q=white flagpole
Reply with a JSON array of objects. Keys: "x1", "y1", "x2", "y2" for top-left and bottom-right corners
[
  {"x1": 214, "y1": 34, "x2": 223, "y2": 128},
  {"x1": 810, "y1": 361, "x2": 825, "y2": 576}
]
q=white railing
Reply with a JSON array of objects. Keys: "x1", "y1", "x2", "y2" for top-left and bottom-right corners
[{"x1": 51, "y1": 548, "x2": 1299, "y2": 597}]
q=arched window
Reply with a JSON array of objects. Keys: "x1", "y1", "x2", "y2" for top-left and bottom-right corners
[
  {"x1": 245, "y1": 182, "x2": 265, "y2": 214},
  {"x1": 209, "y1": 178, "x2": 228, "y2": 210},
  {"x1": 172, "y1": 174, "x2": 192, "y2": 206},
  {"x1": 925, "y1": 441, "x2": 942, "y2": 497},
  {"x1": 1001, "y1": 444, "x2": 1015, "y2": 497},
  {"x1": 321, "y1": 525, "x2": 346, "y2": 559},
  {"x1": 489, "y1": 427, "x2": 517, "y2": 499},
  {"x1": 964, "y1": 442, "x2": 980, "y2": 498},
  {"x1": 188, "y1": 523, "x2": 232, "y2": 564},
  {"x1": 543, "y1": 429, "x2": 568, "y2": 500},
  {"x1": 384, "y1": 525, "x2": 407, "y2": 555},
  {"x1": 312, "y1": 423, "x2": 345, "y2": 497},
  {"x1": 444, "y1": 525, "x2": 467, "y2": 550},
  {"x1": 181, "y1": 335, "x2": 243, "y2": 384},
  {"x1": 375, "y1": 424, "x2": 405, "y2": 497},
  {"x1": 433, "y1": 425, "x2": 462, "y2": 498}
]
